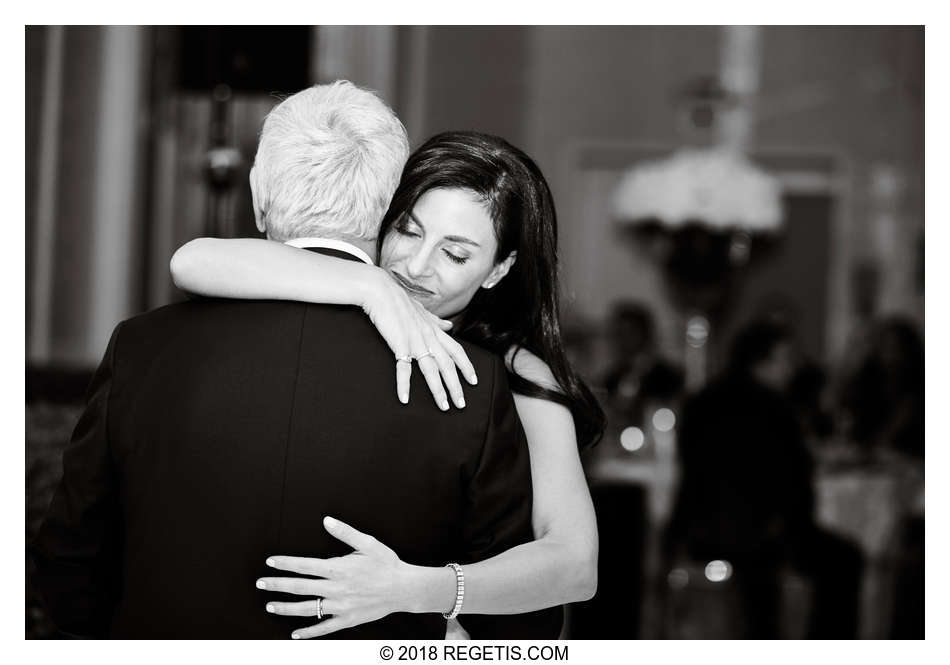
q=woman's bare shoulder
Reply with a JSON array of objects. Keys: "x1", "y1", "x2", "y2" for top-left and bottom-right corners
[
  {"x1": 504, "y1": 347, "x2": 561, "y2": 393},
  {"x1": 505, "y1": 348, "x2": 577, "y2": 446}
]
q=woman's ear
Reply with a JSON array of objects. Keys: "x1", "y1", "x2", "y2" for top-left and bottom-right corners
[
  {"x1": 249, "y1": 167, "x2": 266, "y2": 235},
  {"x1": 482, "y1": 251, "x2": 517, "y2": 289}
]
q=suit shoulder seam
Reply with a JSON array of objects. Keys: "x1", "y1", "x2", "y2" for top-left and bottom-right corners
[{"x1": 275, "y1": 307, "x2": 308, "y2": 548}]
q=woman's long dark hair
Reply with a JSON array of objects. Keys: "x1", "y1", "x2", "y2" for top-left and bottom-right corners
[{"x1": 377, "y1": 131, "x2": 605, "y2": 449}]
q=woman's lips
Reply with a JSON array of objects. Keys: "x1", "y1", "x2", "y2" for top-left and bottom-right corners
[{"x1": 391, "y1": 271, "x2": 435, "y2": 297}]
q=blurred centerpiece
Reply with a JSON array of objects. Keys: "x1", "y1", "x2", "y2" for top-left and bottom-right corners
[{"x1": 613, "y1": 67, "x2": 785, "y2": 389}]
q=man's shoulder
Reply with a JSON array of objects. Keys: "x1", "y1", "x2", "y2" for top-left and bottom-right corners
[
  {"x1": 455, "y1": 338, "x2": 501, "y2": 374},
  {"x1": 118, "y1": 298, "x2": 366, "y2": 333},
  {"x1": 115, "y1": 301, "x2": 508, "y2": 411},
  {"x1": 123, "y1": 296, "x2": 303, "y2": 319},
  {"x1": 110, "y1": 299, "x2": 371, "y2": 368}
]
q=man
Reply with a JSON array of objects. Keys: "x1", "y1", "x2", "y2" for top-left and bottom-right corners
[
  {"x1": 668, "y1": 319, "x2": 860, "y2": 638},
  {"x1": 31, "y1": 81, "x2": 560, "y2": 639}
]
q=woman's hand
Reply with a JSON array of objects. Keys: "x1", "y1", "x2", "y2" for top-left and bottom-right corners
[
  {"x1": 361, "y1": 268, "x2": 477, "y2": 410},
  {"x1": 257, "y1": 517, "x2": 418, "y2": 639}
]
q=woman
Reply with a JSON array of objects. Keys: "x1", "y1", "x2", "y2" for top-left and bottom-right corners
[{"x1": 171, "y1": 131, "x2": 605, "y2": 639}]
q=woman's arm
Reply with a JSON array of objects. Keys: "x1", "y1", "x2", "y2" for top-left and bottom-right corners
[
  {"x1": 170, "y1": 238, "x2": 475, "y2": 408},
  {"x1": 260, "y1": 352, "x2": 598, "y2": 638},
  {"x1": 170, "y1": 237, "x2": 380, "y2": 305},
  {"x1": 408, "y1": 351, "x2": 598, "y2": 614}
]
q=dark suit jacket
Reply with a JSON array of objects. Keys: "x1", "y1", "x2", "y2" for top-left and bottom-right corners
[
  {"x1": 31, "y1": 248, "x2": 562, "y2": 639},
  {"x1": 667, "y1": 372, "x2": 815, "y2": 560}
]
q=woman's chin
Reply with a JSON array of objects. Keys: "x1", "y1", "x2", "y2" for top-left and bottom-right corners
[{"x1": 406, "y1": 291, "x2": 434, "y2": 308}]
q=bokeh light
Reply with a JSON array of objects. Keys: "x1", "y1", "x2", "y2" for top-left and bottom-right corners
[
  {"x1": 704, "y1": 559, "x2": 733, "y2": 583},
  {"x1": 667, "y1": 568, "x2": 690, "y2": 590},
  {"x1": 620, "y1": 426, "x2": 645, "y2": 452},
  {"x1": 686, "y1": 315, "x2": 710, "y2": 348},
  {"x1": 652, "y1": 407, "x2": 676, "y2": 432}
]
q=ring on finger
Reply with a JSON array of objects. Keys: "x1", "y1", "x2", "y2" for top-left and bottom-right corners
[
  {"x1": 395, "y1": 355, "x2": 413, "y2": 363},
  {"x1": 316, "y1": 597, "x2": 324, "y2": 620},
  {"x1": 415, "y1": 348, "x2": 435, "y2": 361}
]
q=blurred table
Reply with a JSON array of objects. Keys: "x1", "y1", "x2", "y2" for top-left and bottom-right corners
[
  {"x1": 583, "y1": 429, "x2": 679, "y2": 638},
  {"x1": 813, "y1": 460, "x2": 924, "y2": 638},
  {"x1": 585, "y1": 435, "x2": 924, "y2": 639}
]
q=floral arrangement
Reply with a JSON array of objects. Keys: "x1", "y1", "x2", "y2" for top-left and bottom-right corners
[{"x1": 612, "y1": 146, "x2": 784, "y2": 233}]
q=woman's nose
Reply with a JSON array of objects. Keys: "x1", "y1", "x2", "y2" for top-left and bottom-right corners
[{"x1": 405, "y1": 246, "x2": 433, "y2": 279}]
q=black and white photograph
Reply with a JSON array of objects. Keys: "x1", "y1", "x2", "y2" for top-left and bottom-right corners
[{"x1": 22, "y1": 23, "x2": 929, "y2": 647}]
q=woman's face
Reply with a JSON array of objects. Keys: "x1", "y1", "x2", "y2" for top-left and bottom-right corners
[{"x1": 379, "y1": 187, "x2": 515, "y2": 318}]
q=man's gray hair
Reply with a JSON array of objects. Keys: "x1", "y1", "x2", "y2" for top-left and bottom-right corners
[{"x1": 250, "y1": 80, "x2": 409, "y2": 243}]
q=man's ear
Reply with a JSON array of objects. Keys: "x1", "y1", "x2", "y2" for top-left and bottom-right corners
[
  {"x1": 249, "y1": 167, "x2": 266, "y2": 235},
  {"x1": 482, "y1": 251, "x2": 517, "y2": 289}
]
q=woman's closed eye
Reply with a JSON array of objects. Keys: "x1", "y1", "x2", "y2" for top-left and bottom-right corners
[{"x1": 443, "y1": 249, "x2": 468, "y2": 265}]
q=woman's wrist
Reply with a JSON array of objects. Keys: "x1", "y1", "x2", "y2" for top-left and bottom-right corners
[
  {"x1": 355, "y1": 264, "x2": 389, "y2": 311},
  {"x1": 401, "y1": 564, "x2": 459, "y2": 615}
]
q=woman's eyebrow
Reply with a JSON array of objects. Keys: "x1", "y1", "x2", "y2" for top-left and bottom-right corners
[{"x1": 408, "y1": 211, "x2": 481, "y2": 247}]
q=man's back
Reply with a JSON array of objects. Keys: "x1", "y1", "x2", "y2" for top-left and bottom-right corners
[{"x1": 33, "y1": 297, "x2": 557, "y2": 638}]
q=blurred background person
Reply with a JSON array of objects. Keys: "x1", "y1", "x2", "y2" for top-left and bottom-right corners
[
  {"x1": 839, "y1": 316, "x2": 924, "y2": 462},
  {"x1": 835, "y1": 315, "x2": 925, "y2": 638},
  {"x1": 666, "y1": 320, "x2": 862, "y2": 638},
  {"x1": 601, "y1": 301, "x2": 685, "y2": 421},
  {"x1": 787, "y1": 362, "x2": 836, "y2": 450}
]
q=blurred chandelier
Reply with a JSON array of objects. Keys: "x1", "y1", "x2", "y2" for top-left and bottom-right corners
[
  {"x1": 612, "y1": 74, "x2": 783, "y2": 234},
  {"x1": 612, "y1": 143, "x2": 782, "y2": 233}
]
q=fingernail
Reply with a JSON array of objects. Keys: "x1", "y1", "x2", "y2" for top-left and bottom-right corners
[
  {"x1": 266, "y1": 557, "x2": 275, "y2": 567},
  {"x1": 291, "y1": 633, "x2": 301, "y2": 640},
  {"x1": 399, "y1": 392, "x2": 408, "y2": 404},
  {"x1": 457, "y1": 397, "x2": 466, "y2": 408},
  {"x1": 256, "y1": 580, "x2": 267, "y2": 590},
  {"x1": 324, "y1": 516, "x2": 338, "y2": 529},
  {"x1": 440, "y1": 399, "x2": 449, "y2": 411},
  {"x1": 266, "y1": 603, "x2": 276, "y2": 613},
  {"x1": 470, "y1": 374, "x2": 478, "y2": 385}
]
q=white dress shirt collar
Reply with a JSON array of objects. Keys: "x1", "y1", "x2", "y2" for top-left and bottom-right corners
[{"x1": 283, "y1": 237, "x2": 375, "y2": 266}]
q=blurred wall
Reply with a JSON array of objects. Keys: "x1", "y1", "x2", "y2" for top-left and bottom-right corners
[
  {"x1": 756, "y1": 26, "x2": 924, "y2": 358},
  {"x1": 414, "y1": 26, "x2": 923, "y2": 364},
  {"x1": 26, "y1": 26, "x2": 151, "y2": 367},
  {"x1": 410, "y1": 26, "x2": 531, "y2": 147}
]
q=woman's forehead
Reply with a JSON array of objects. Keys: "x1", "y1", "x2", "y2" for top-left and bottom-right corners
[{"x1": 411, "y1": 188, "x2": 496, "y2": 244}]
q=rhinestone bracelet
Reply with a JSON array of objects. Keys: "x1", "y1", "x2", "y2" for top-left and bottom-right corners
[{"x1": 442, "y1": 563, "x2": 465, "y2": 620}]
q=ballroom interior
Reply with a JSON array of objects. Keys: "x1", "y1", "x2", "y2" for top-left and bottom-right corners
[{"x1": 25, "y1": 25, "x2": 924, "y2": 639}]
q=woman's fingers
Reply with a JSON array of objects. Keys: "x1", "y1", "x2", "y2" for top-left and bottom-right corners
[
  {"x1": 265, "y1": 555, "x2": 335, "y2": 577},
  {"x1": 395, "y1": 355, "x2": 412, "y2": 404},
  {"x1": 416, "y1": 355, "x2": 450, "y2": 411},
  {"x1": 266, "y1": 599, "x2": 321, "y2": 617},
  {"x1": 416, "y1": 325, "x2": 464, "y2": 409},
  {"x1": 433, "y1": 348, "x2": 465, "y2": 409},
  {"x1": 422, "y1": 306, "x2": 475, "y2": 388},
  {"x1": 283, "y1": 598, "x2": 348, "y2": 637},
  {"x1": 378, "y1": 294, "x2": 471, "y2": 408},
  {"x1": 437, "y1": 329, "x2": 477, "y2": 386},
  {"x1": 256, "y1": 577, "x2": 334, "y2": 597},
  {"x1": 323, "y1": 516, "x2": 383, "y2": 553},
  {"x1": 292, "y1": 617, "x2": 352, "y2": 640},
  {"x1": 404, "y1": 315, "x2": 450, "y2": 410}
]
